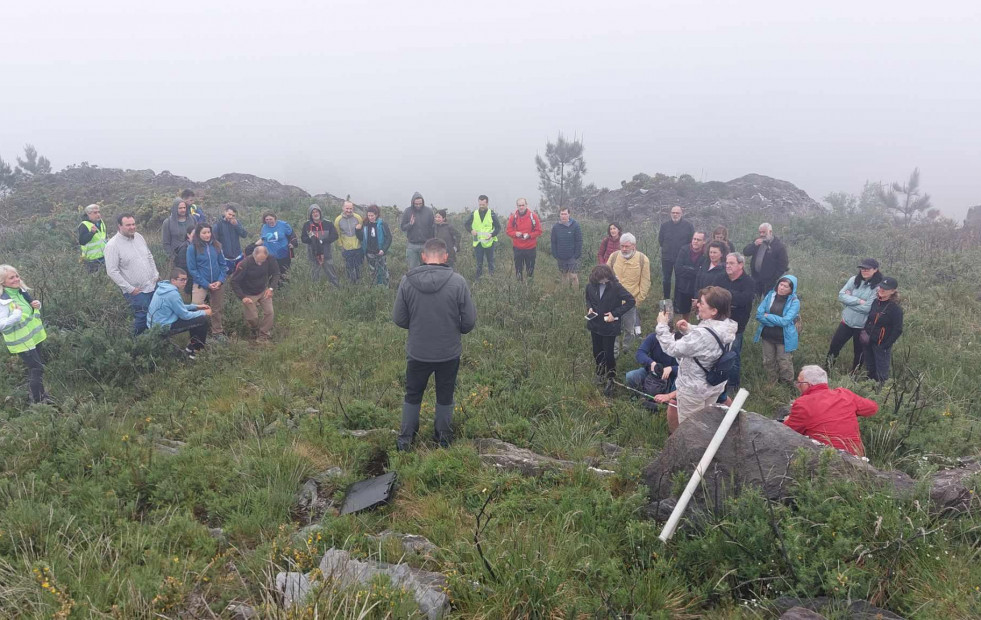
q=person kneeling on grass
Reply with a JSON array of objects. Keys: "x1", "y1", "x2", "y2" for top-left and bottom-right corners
[
  {"x1": 624, "y1": 331, "x2": 678, "y2": 410},
  {"x1": 147, "y1": 268, "x2": 212, "y2": 359},
  {"x1": 783, "y1": 365, "x2": 878, "y2": 457},
  {"x1": 231, "y1": 246, "x2": 279, "y2": 343}
]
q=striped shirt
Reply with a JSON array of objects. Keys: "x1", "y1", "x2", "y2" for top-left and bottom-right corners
[{"x1": 105, "y1": 232, "x2": 160, "y2": 294}]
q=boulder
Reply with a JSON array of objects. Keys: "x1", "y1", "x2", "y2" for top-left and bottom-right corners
[
  {"x1": 275, "y1": 572, "x2": 311, "y2": 608},
  {"x1": 367, "y1": 530, "x2": 438, "y2": 555},
  {"x1": 927, "y1": 461, "x2": 980, "y2": 514},
  {"x1": 475, "y1": 438, "x2": 615, "y2": 477},
  {"x1": 780, "y1": 607, "x2": 826, "y2": 620},
  {"x1": 772, "y1": 597, "x2": 904, "y2": 619},
  {"x1": 643, "y1": 406, "x2": 915, "y2": 511},
  {"x1": 319, "y1": 548, "x2": 450, "y2": 620}
]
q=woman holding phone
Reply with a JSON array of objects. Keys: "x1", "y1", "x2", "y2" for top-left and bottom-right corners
[{"x1": 585, "y1": 264, "x2": 635, "y2": 395}]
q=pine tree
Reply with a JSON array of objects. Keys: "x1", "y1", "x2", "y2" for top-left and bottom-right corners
[
  {"x1": 535, "y1": 134, "x2": 587, "y2": 214},
  {"x1": 877, "y1": 168, "x2": 931, "y2": 228}
]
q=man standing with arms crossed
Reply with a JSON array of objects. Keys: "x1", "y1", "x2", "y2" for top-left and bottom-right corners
[
  {"x1": 78, "y1": 204, "x2": 108, "y2": 273},
  {"x1": 105, "y1": 213, "x2": 159, "y2": 335},
  {"x1": 505, "y1": 197, "x2": 542, "y2": 281},
  {"x1": 393, "y1": 239, "x2": 477, "y2": 451}
]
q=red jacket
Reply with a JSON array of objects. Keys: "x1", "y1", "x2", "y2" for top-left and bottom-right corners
[
  {"x1": 597, "y1": 236, "x2": 620, "y2": 265},
  {"x1": 506, "y1": 209, "x2": 542, "y2": 250},
  {"x1": 784, "y1": 383, "x2": 878, "y2": 456}
]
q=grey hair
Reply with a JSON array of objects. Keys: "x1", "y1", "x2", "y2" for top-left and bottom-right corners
[
  {"x1": 619, "y1": 232, "x2": 637, "y2": 245},
  {"x1": 84, "y1": 204, "x2": 101, "y2": 216},
  {"x1": 799, "y1": 365, "x2": 828, "y2": 386},
  {"x1": 727, "y1": 252, "x2": 746, "y2": 264},
  {"x1": 0, "y1": 265, "x2": 29, "y2": 291},
  {"x1": 760, "y1": 222, "x2": 773, "y2": 233}
]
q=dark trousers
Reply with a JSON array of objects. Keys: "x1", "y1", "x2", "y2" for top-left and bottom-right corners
[
  {"x1": 591, "y1": 332, "x2": 617, "y2": 379},
  {"x1": 342, "y1": 249, "x2": 364, "y2": 283},
  {"x1": 277, "y1": 254, "x2": 292, "y2": 275},
  {"x1": 84, "y1": 258, "x2": 105, "y2": 273},
  {"x1": 827, "y1": 322, "x2": 865, "y2": 372},
  {"x1": 513, "y1": 248, "x2": 536, "y2": 280},
  {"x1": 404, "y1": 357, "x2": 461, "y2": 406},
  {"x1": 124, "y1": 291, "x2": 154, "y2": 335},
  {"x1": 727, "y1": 331, "x2": 745, "y2": 392},
  {"x1": 474, "y1": 244, "x2": 495, "y2": 278},
  {"x1": 661, "y1": 259, "x2": 675, "y2": 300},
  {"x1": 865, "y1": 343, "x2": 892, "y2": 384},
  {"x1": 165, "y1": 316, "x2": 210, "y2": 350},
  {"x1": 18, "y1": 347, "x2": 46, "y2": 403}
]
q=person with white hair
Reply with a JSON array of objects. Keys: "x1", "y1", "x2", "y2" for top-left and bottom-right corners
[
  {"x1": 77, "y1": 203, "x2": 108, "y2": 272},
  {"x1": 606, "y1": 232, "x2": 651, "y2": 355},
  {"x1": 0, "y1": 265, "x2": 51, "y2": 403},
  {"x1": 743, "y1": 222, "x2": 790, "y2": 297},
  {"x1": 783, "y1": 364, "x2": 878, "y2": 456}
]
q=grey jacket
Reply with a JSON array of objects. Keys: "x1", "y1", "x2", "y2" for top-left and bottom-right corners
[
  {"x1": 400, "y1": 192, "x2": 436, "y2": 244},
  {"x1": 161, "y1": 202, "x2": 193, "y2": 257},
  {"x1": 393, "y1": 264, "x2": 476, "y2": 362}
]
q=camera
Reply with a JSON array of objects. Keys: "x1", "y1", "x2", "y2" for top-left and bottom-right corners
[
  {"x1": 652, "y1": 363, "x2": 664, "y2": 376},
  {"x1": 658, "y1": 299, "x2": 672, "y2": 313}
]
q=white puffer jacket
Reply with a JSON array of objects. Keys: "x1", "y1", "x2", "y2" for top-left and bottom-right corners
[{"x1": 655, "y1": 317, "x2": 738, "y2": 399}]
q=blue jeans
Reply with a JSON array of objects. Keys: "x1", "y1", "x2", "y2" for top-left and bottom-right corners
[
  {"x1": 474, "y1": 244, "x2": 495, "y2": 278},
  {"x1": 406, "y1": 243, "x2": 425, "y2": 270},
  {"x1": 625, "y1": 367, "x2": 648, "y2": 390},
  {"x1": 125, "y1": 291, "x2": 154, "y2": 335}
]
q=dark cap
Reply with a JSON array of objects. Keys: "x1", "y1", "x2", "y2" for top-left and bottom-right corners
[
  {"x1": 879, "y1": 277, "x2": 898, "y2": 290},
  {"x1": 858, "y1": 258, "x2": 879, "y2": 270}
]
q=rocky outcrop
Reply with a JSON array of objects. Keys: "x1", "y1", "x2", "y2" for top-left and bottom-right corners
[
  {"x1": 642, "y1": 406, "x2": 973, "y2": 515},
  {"x1": 772, "y1": 597, "x2": 904, "y2": 619},
  {"x1": 578, "y1": 173, "x2": 824, "y2": 225},
  {"x1": 3, "y1": 164, "x2": 343, "y2": 222}
]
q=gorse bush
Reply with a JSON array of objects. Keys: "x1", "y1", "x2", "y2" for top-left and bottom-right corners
[{"x1": 1, "y1": 198, "x2": 980, "y2": 618}]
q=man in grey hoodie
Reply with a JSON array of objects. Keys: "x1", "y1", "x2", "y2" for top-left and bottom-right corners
[
  {"x1": 400, "y1": 192, "x2": 436, "y2": 270},
  {"x1": 392, "y1": 238, "x2": 477, "y2": 450},
  {"x1": 161, "y1": 201, "x2": 192, "y2": 258}
]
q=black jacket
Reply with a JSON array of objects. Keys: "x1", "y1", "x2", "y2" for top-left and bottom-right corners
[
  {"x1": 301, "y1": 218, "x2": 338, "y2": 258},
  {"x1": 658, "y1": 219, "x2": 695, "y2": 261},
  {"x1": 743, "y1": 237, "x2": 790, "y2": 293},
  {"x1": 720, "y1": 272, "x2": 756, "y2": 333},
  {"x1": 231, "y1": 255, "x2": 281, "y2": 297},
  {"x1": 864, "y1": 298, "x2": 903, "y2": 349},
  {"x1": 585, "y1": 279, "x2": 636, "y2": 337},
  {"x1": 674, "y1": 245, "x2": 707, "y2": 298},
  {"x1": 393, "y1": 264, "x2": 477, "y2": 362},
  {"x1": 694, "y1": 262, "x2": 727, "y2": 294},
  {"x1": 362, "y1": 220, "x2": 393, "y2": 255}
]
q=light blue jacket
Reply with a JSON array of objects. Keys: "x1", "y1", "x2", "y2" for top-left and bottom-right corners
[
  {"x1": 186, "y1": 241, "x2": 228, "y2": 288},
  {"x1": 838, "y1": 275, "x2": 878, "y2": 328},
  {"x1": 753, "y1": 274, "x2": 800, "y2": 352},
  {"x1": 147, "y1": 281, "x2": 206, "y2": 328}
]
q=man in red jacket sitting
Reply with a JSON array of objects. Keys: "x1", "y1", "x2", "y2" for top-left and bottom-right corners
[
  {"x1": 505, "y1": 197, "x2": 543, "y2": 282},
  {"x1": 783, "y1": 365, "x2": 878, "y2": 457}
]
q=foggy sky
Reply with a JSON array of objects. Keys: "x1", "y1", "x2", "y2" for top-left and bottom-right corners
[{"x1": 3, "y1": 0, "x2": 979, "y2": 219}]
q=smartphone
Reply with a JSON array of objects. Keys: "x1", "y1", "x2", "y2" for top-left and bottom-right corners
[{"x1": 585, "y1": 310, "x2": 598, "y2": 320}]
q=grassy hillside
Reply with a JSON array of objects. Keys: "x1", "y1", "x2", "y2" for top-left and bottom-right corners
[{"x1": 1, "y1": 199, "x2": 980, "y2": 618}]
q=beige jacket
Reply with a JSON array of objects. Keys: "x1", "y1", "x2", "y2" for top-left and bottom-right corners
[{"x1": 607, "y1": 250, "x2": 651, "y2": 306}]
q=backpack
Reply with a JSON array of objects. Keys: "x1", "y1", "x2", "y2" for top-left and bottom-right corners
[
  {"x1": 641, "y1": 372, "x2": 671, "y2": 411},
  {"x1": 510, "y1": 210, "x2": 539, "y2": 233},
  {"x1": 692, "y1": 327, "x2": 738, "y2": 386}
]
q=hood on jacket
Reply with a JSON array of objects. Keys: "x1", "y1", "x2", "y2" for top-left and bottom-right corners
[
  {"x1": 154, "y1": 280, "x2": 179, "y2": 296},
  {"x1": 308, "y1": 204, "x2": 324, "y2": 221},
  {"x1": 170, "y1": 201, "x2": 191, "y2": 223},
  {"x1": 410, "y1": 192, "x2": 425, "y2": 209},
  {"x1": 405, "y1": 264, "x2": 454, "y2": 293},
  {"x1": 773, "y1": 274, "x2": 798, "y2": 295}
]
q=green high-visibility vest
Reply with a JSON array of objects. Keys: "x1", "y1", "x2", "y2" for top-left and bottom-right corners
[
  {"x1": 80, "y1": 220, "x2": 107, "y2": 261},
  {"x1": 1, "y1": 288, "x2": 47, "y2": 354},
  {"x1": 471, "y1": 210, "x2": 497, "y2": 248}
]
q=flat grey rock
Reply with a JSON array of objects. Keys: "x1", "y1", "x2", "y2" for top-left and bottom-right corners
[{"x1": 275, "y1": 571, "x2": 311, "y2": 608}]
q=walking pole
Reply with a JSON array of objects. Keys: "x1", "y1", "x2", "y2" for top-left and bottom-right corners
[{"x1": 658, "y1": 388, "x2": 749, "y2": 542}]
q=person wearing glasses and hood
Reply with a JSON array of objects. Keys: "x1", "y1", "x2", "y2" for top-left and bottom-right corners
[
  {"x1": 753, "y1": 275, "x2": 800, "y2": 385},
  {"x1": 826, "y1": 258, "x2": 882, "y2": 372}
]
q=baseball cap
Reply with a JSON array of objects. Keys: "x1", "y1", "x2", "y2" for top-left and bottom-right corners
[
  {"x1": 858, "y1": 258, "x2": 879, "y2": 270},
  {"x1": 879, "y1": 277, "x2": 898, "y2": 290}
]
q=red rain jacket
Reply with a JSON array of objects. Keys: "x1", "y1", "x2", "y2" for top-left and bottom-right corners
[{"x1": 784, "y1": 383, "x2": 878, "y2": 456}]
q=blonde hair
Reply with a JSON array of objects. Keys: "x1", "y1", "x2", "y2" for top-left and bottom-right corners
[{"x1": 0, "y1": 265, "x2": 29, "y2": 291}]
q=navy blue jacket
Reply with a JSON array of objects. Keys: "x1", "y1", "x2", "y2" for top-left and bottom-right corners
[
  {"x1": 635, "y1": 333, "x2": 678, "y2": 379},
  {"x1": 551, "y1": 220, "x2": 583, "y2": 260}
]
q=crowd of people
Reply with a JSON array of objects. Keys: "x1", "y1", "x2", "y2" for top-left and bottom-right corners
[{"x1": 2, "y1": 193, "x2": 904, "y2": 456}]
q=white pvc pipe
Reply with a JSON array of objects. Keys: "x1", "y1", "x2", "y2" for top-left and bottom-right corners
[{"x1": 658, "y1": 388, "x2": 749, "y2": 542}]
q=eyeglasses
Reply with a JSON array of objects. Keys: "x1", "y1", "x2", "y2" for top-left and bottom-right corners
[{"x1": 794, "y1": 380, "x2": 809, "y2": 386}]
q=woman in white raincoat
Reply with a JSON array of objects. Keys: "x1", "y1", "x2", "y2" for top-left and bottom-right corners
[{"x1": 655, "y1": 285, "x2": 738, "y2": 433}]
